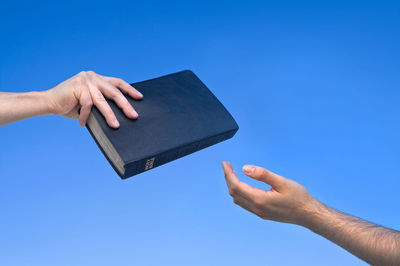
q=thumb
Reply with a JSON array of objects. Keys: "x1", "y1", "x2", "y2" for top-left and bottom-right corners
[{"x1": 243, "y1": 165, "x2": 286, "y2": 191}]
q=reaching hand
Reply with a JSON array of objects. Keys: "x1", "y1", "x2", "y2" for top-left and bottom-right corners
[
  {"x1": 222, "y1": 161, "x2": 316, "y2": 225},
  {"x1": 222, "y1": 161, "x2": 400, "y2": 265},
  {"x1": 45, "y1": 71, "x2": 143, "y2": 128}
]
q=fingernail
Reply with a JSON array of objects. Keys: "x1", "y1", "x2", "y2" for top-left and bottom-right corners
[
  {"x1": 132, "y1": 109, "x2": 138, "y2": 118},
  {"x1": 113, "y1": 119, "x2": 120, "y2": 127},
  {"x1": 138, "y1": 92, "x2": 143, "y2": 98},
  {"x1": 243, "y1": 165, "x2": 255, "y2": 173}
]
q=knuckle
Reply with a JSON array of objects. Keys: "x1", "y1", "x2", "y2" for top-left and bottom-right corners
[
  {"x1": 260, "y1": 168, "x2": 269, "y2": 177},
  {"x1": 86, "y1": 70, "x2": 96, "y2": 76},
  {"x1": 84, "y1": 98, "x2": 93, "y2": 107},
  {"x1": 121, "y1": 97, "x2": 130, "y2": 105},
  {"x1": 103, "y1": 108, "x2": 113, "y2": 116},
  {"x1": 80, "y1": 71, "x2": 89, "y2": 78},
  {"x1": 111, "y1": 90, "x2": 123, "y2": 100},
  {"x1": 115, "y1": 78, "x2": 124, "y2": 86}
]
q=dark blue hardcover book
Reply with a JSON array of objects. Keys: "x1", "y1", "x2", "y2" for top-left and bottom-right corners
[{"x1": 86, "y1": 70, "x2": 239, "y2": 179}]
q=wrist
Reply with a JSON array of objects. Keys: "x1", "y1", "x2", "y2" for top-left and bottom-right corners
[
  {"x1": 296, "y1": 197, "x2": 328, "y2": 228},
  {"x1": 40, "y1": 89, "x2": 57, "y2": 115}
]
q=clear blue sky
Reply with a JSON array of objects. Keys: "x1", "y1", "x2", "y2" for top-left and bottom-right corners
[{"x1": 1, "y1": 1, "x2": 399, "y2": 265}]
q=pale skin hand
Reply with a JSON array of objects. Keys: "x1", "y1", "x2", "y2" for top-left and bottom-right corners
[
  {"x1": 0, "y1": 71, "x2": 143, "y2": 127},
  {"x1": 222, "y1": 161, "x2": 400, "y2": 265}
]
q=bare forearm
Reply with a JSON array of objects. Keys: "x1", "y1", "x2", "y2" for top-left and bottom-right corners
[
  {"x1": 0, "y1": 91, "x2": 52, "y2": 126},
  {"x1": 302, "y1": 199, "x2": 400, "y2": 265}
]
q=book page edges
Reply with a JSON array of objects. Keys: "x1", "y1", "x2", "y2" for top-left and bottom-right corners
[{"x1": 87, "y1": 112, "x2": 125, "y2": 176}]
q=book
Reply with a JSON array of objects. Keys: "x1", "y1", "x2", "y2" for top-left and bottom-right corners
[{"x1": 86, "y1": 70, "x2": 239, "y2": 179}]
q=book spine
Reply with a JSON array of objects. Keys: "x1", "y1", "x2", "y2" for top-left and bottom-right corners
[{"x1": 122, "y1": 129, "x2": 238, "y2": 179}]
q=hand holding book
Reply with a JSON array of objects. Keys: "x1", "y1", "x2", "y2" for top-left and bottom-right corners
[
  {"x1": 45, "y1": 71, "x2": 143, "y2": 128},
  {"x1": 0, "y1": 71, "x2": 142, "y2": 128}
]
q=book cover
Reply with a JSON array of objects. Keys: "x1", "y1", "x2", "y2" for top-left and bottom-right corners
[{"x1": 86, "y1": 70, "x2": 239, "y2": 179}]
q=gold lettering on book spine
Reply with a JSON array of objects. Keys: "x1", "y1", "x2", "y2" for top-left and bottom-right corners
[{"x1": 145, "y1": 157, "x2": 155, "y2": 170}]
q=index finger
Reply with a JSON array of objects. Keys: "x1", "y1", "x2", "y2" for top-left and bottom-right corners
[{"x1": 243, "y1": 165, "x2": 286, "y2": 191}]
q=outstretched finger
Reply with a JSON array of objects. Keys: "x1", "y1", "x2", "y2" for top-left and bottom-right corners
[{"x1": 243, "y1": 165, "x2": 286, "y2": 191}]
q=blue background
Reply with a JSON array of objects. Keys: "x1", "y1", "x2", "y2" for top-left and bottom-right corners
[{"x1": 1, "y1": 1, "x2": 399, "y2": 265}]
